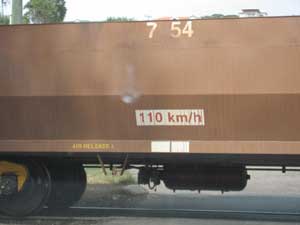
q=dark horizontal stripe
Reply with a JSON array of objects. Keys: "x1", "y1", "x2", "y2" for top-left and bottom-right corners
[
  {"x1": 2, "y1": 152, "x2": 300, "y2": 166},
  {"x1": 0, "y1": 94, "x2": 299, "y2": 141}
]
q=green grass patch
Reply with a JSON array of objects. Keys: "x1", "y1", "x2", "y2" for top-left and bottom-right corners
[{"x1": 85, "y1": 168, "x2": 136, "y2": 185}]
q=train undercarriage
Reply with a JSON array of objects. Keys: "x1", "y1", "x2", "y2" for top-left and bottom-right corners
[{"x1": 0, "y1": 153, "x2": 299, "y2": 217}]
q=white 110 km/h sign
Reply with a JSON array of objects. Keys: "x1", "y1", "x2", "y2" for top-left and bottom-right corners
[{"x1": 135, "y1": 109, "x2": 205, "y2": 126}]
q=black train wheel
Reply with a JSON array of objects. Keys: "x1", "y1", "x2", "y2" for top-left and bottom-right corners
[
  {"x1": 0, "y1": 160, "x2": 51, "y2": 217},
  {"x1": 46, "y1": 163, "x2": 87, "y2": 209}
]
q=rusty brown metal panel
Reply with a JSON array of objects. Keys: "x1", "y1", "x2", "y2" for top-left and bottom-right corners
[
  {"x1": 1, "y1": 17, "x2": 300, "y2": 96},
  {"x1": 0, "y1": 17, "x2": 300, "y2": 154},
  {"x1": 0, "y1": 95, "x2": 299, "y2": 141}
]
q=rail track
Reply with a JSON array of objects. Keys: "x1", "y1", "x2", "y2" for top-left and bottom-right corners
[{"x1": 0, "y1": 207, "x2": 300, "y2": 222}]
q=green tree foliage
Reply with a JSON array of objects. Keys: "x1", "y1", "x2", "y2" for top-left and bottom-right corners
[
  {"x1": 0, "y1": 15, "x2": 9, "y2": 25},
  {"x1": 24, "y1": 0, "x2": 66, "y2": 24},
  {"x1": 223, "y1": 15, "x2": 240, "y2": 18},
  {"x1": 106, "y1": 17, "x2": 134, "y2": 22},
  {"x1": 201, "y1": 14, "x2": 239, "y2": 19}
]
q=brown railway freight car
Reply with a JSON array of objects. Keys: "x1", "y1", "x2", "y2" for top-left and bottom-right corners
[{"x1": 0, "y1": 16, "x2": 300, "y2": 216}]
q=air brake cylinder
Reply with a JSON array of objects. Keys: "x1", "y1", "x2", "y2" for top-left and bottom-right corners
[
  {"x1": 161, "y1": 166, "x2": 250, "y2": 192},
  {"x1": 138, "y1": 166, "x2": 250, "y2": 192}
]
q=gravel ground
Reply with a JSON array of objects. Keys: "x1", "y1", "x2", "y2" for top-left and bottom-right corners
[
  {"x1": 0, "y1": 217, "x2": 298, "y2": 225},
  {"x1": 76, "y1": 184, "x2": 148, "y2": 207}
]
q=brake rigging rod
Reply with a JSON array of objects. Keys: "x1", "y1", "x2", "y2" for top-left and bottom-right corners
[{"x1": 96, "y1": 154, "x2": 107, "y2": 176}]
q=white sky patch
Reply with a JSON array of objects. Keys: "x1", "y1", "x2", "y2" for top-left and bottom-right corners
[
  {"x1": 6, "y1": 0, "x2": 300, "y2": 21},
  {"x1": 64, "y1": 0, "x2": 300, "y2": 21}
]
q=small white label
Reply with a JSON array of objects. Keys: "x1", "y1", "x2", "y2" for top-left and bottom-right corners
[
  {"x1": 151, "y1": 141, "x2": 170, "y2": 153},
  {"x1": 136, "y1": 109, "x2": 205, "y2": 126},
  {"x1": 171, "y1": 141, "x2": 190, "y2": 153},
  {"x1": 151, "y1": 141, "x2": 190, "y2": 153}
]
